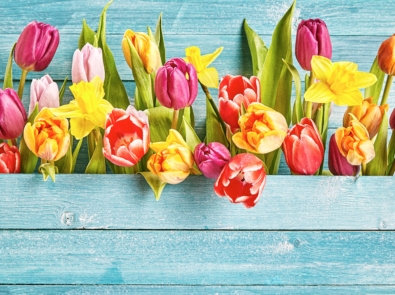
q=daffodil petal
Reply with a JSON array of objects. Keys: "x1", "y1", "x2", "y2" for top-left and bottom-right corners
[
  {"x1": 311, "y1": 55, "x2": 333, "y2": 82},
  {"x1": 185, "y1": 46, "x2": 204, "y2": 72},
  {"x1": 352, "y1": 72, "x2": 377, "y2": 90},
  {"x1": 50, "y1": 102, "x2": 81, "y2": 118},
  {"x1": 198, "y1": 67, "x2": 219, "y2": 88},
  {"x1": 201, "y1": 47, "x2": 223, "y2": 67},
  {"x1": 332, "y1": 90, "x2": 363, "y2": 106},
  {"x1": 304, "y1": 82, "x2": 336, "y2": 103},
  {"x1": 70, "y1": 117, "x2": 96, "y2": 140}
]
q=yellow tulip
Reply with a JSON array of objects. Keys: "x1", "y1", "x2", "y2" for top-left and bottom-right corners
[
  {"x1": 232, "y1": 102, "x2": 288, "y2": 154},
  {"x1": 24, "y1": 108, "x2": 70, "y2": 161},
  {"x1": 184, "y1": 46, "x2": 223, "y2": 88},
  {"x1": 304, "y1": 55, "x2": 377, "y2": 106},
  {"x1": 147, "y1": 129, "x2": 195, "y2": 184},
  {"x1": 122, "y1": 29, "x2": 161, "y2": 74},
  {"x1": 50, "y1": 76, "x2": 113, "y2": 140}
]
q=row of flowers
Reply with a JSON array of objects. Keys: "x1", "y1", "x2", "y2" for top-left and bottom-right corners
[{"x1": 1, "y1": 0, "x2": 395, "y2": 208}]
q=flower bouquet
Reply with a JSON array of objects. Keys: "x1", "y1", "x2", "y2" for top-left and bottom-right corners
[{"x1": 1, "y1": 0, "x2": 394, "y2": 209}]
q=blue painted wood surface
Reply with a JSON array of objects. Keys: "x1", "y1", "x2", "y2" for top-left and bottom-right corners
[{"x1": 1, "y1": 0, "x2": 395, "y2": 293}]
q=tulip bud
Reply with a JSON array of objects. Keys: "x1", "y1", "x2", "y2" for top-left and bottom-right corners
[
  {"x1": 0, "y1": 142, "x2": 21, "y2": 173},
  {"x1": 377, "y1": 34, "x2": 395, "y2": 75},
  {"x1": 194, "y1": 142, "x2": 231, "y2": 179},
  {"x1": 72, "y1": 43, "x2": 105, "y2": 83},
  {"x1": 295, "y1": 19, "x2": 332, "y2": 71},
  {"x1": 14, "y1": 21, "x2": 59, "y2": 72},
  {"x1": 155, "y1": 58, "x2": 198, "y2": 110},
  {"x1": 29, "y1": 75, "x2": 59, "y2": 115},
  {"x1": 0, "y1": 88, "x2": 27, "y2": 140},
  {"x1": 218, "y1": 75, "x2": 260, "y2": 130},
  {"x1": 328, "y1": 134, "x2": 360, "y2": 176},
  {"x1": 343, "y1": 97, "x2": 388, "y2": 139},
  {"x1": 390, "y1": 108, "x2": 395, "y2": 130},
  {"x1": 282, "y1": 118, "x2": 324, "y2": 175}
]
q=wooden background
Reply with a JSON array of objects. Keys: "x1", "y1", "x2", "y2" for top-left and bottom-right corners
[{"x1": 1, "y1": 0, "x2": 395, "y2": 293}]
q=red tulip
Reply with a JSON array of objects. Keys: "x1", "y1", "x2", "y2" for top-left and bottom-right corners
[
  {"x1": 214, "y1": 153, "x2": 266, "y2": 208},
  {"x1": 0, "y1": 88, "x2": 27, "y2": 140},
  {"x1": 218, "y1": 75, "x2": 260, "y2": 130},
  {"x1": 282, "y1": 118, "x2": 324, "y2": 175},
  {"x1": 14, "y1": 21, "x2": 59, "y2": 72},
  {"x1": 0, "y1": 142, "x2": 20, "y2": 173},
  {"x1": 103, "y1": 106, "x2": 150, "y2": 167}
]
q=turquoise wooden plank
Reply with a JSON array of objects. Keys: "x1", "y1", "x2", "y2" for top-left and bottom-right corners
[
  {"x1": 1, "y1": 175, "x2": 394, "y2": 230},
  {"x1": 3, "y1": 285, "x2": 395, "y2": 294},
  {"x1": 1, "y1": 230, "x2": 395, "y2": 285},
  {"x1": 1, "y1": 0, "x2": 395, "y2": 36}
]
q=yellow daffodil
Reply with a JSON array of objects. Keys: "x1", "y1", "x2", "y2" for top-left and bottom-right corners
[
  {"x1": 50, "y1": 76, "x2": 113, "y2": 139},
  {"x1": 184, "y1": 46, "x2": 223, "y2": 88},
  {"x1": 304, "y1": 55, "x2": 377, "y2": 106}
]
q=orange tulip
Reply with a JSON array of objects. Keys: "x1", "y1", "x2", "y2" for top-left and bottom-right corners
[{"x1": 377, "y1": 34, "x2": 395, "y2": 75}]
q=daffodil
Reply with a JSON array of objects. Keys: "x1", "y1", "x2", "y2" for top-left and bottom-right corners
[
  {"x1": 50, "y1": 76, "x2": 113, "y2": 139},
  {"x1": 304, "y1": 55, "x2": 377, "y2": 106},
  {"x1": 184, "y1": 46, "x2": 223, "y2": 88}
]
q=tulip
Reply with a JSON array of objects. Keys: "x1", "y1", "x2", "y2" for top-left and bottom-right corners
[
  {"x1": 155, "y1": 58, "x2": 198, "y2": 110},
  {"x1": 14, "y1": 21, "x2": 59, "y2": 72},
  {"x1": 232, "y1": 102, "x2": 288, "y2": 154},
  {"x1": 390, "y1": 108, "x2": 395, "y2": 130},
  {"x1": 377, "y1": 34, "x2": 395, "y2": 75},
  {"x1": 29, "y1": 75, "x2": 59, "y2": 115},
  {"x1": 147, "y1": 129, "x2": 195, "y2": 184},
  {"x1": 72, "y1": 43, "x2": 105, "y2": 84},
  {"x1": 328, "y1": 134, "x2": 360, "y2": 176},
  {"x1": 218, "y1": 75, "x2": 260, "y2": 130},
  {"x1": 343, "y1": 97, "x2": 388, "y2": 139},
  {"x1": 103, "y1": 106, "x2": 150, "y2": 167},
  {"x1": 122, "y1": 29, "x2": 161, "y2": 74},
  {"x1": 214, "y1": 153, "x2": 266, "y2": 208},
  {"x1": 282, "y1": 118, "x2": 324, "y2": 175},
  {"x1": 194, "y1": 142, "x2": 231, "y2": 179},
  {"x1": 295, "y1": 19, "x2": 332, "y2": 71},
  {"x1": 0, "y1": 142, "x2": 21, "y2": 173},
  {"x1": 24, "y1": 108, "x2": 70, "y2": 161},
  {"x1": 0, "y1": 88, "x2": 27, "y2": 140},
  {"x1": 335, "y1": 116, "x2": 375, "y2": 166}
]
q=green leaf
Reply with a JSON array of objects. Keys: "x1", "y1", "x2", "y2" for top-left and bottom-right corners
[
  {"x1": 145, "y1": 106, "x2": 173, "y2": 142},
  {"x1": 283, "y1": 59, "x2": 302, "y2": 125},
  {"x1": 365, "y1": 111, "x2": 388, "y2": 176},
  {"x1": 140, "y1": 172, "x2": 167, "y2": 201},
  {"x1": 58, "y1": 76, "x2": 68, "y2": 105},
  {"x1": 205, "y1": 96, "x2": 227, "y2": 146},
  {"x1": 274, "y1": 49, "x2": 293, "y2": 124},
  {"x1": 259, "y1": 0, "x2": 296, "y2": 109},
  {"x1": 78, "y1": 19, "x2": 96, "y2": 49},
  {"x1": 179, "y1": 116, "x2": 201, "y2": 152},
  {"x1": 365, "y1": 56, "x2": 385, "y2": 104},
  {"x1": 265, "y1": 148, "x2": 282, "y2": 175},
  {"x1": 19, "y1": 105, "x2": 39, "y2": 173},
  {"x1": 85, "y1": 130, "x2": 106, "y2": 174},
  {"x1": 3, "y1": 43, "x2": 15, "y2": 89},
  {"x1": 243, "y1": 19, "x2": 268, "y2": 77},
  {"x1": 71, "y1": 138, "x2": 83, "y2": 173},
  {"x1": 38, "y1": 162, "x2": 57, "y2": 182},
  {"x1": 56, "y1": 134, "x2": 73, "y2": 173},
  {"x1": 154, "y1": 13, "x2": 166, "y2": 65}
]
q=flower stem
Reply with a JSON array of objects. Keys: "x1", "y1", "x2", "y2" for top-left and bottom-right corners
[
  {"x1": 305, "y1": 72, "x2": 315, "y2": 119},
  {"x1": 380, "y1": 74, "x2": 393, "y2": 106},
  {"x1": 171, "y1": 109, "x2": 180, "y2": 130},
  {"x1": 200, "y1": 82, "x2": 227, "y2": 134},
  {"x1": 17, "y1": 69, "x2": 28, "y2": 99}
]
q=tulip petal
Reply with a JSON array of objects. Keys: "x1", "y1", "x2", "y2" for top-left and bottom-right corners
[
  {"x1": 72, "y1": 49, "x2": 88, "y2": 83},
  {"x1": 37, "y1": 138, "x2": 58, "y2": 161}
]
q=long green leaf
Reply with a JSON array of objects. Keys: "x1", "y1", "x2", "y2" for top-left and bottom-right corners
[
  {"x1": 283, "y1": 59, "x2": 302, "y2": 125},
  {"x1": 205, "y1": 96, "x2": 227, "y2": 146},
  {"x1": 365, "y1": 56, "x2": 385, "y2": 104},
  {"x1": 179, "y1": 117, "x2": 201, "y2": 152},
  {"x1": 19, "y1": 105, "x2": 39, "y2": 173},
  {"x1": 140, "y1": 172, "x2": 167, "y2": 201},
  {"x1": 145, "y1": 106, "x2": 173, "y2": 143},
  {"x1": 3, "y1": 43, "x2": 15, "y2": 89},
  {"x1": 85, "y1": 131, "x2": 106, "y2": 174},
  {"x1": 154, "y1": 13, "x2": 166, "y2": 65},
  {"x1": 78, "y1": 19, "x2": 95, "y2": 49},
  {"x1": 58, "y1": 76, "x2": 68, "y2": 106}
]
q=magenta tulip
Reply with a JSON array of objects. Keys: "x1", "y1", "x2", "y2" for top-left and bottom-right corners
[
  {"x1": 103, "y1": 106, "x2": 150, "y2": 167},
  {"x1": 295, "y1": 19, "x2": 332, "y2": 71},
  {"x1": 72, "y1": 43, "x2": 105, "y2": 83},
  {"x1": 194, "y1": 142, "x2": 231, "y2": 179},
  {"x1": 0, "y1": 142, "x2": 20, "y2": 173},
  {"x1": 328, "y1": 134, "x2": 360, "y2": 176},
  {"x1": 0, "y1": 88, "x2": 27, "y2": 140},
  {"x1": 14, "y1": 21, "x2": 59, "y2": 72},
  {"x1": 390, "y1": 108, "x2": 395, "y2": 130},
  {"x1": 155, "y1": 58, "x2": 198, "y2": 110},
  {"x1": 282, "y1": 118, "x2": 324, "y2": 175},
  {"x1": 29, "y1": 75, "x2": 59, "y2": 115}
]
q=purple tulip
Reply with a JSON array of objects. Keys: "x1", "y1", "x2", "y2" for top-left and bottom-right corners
[
  {"x1": 295, "y1": 19, "x2": 332, "y2": 71},
  {"x1": 29, "y1": 75, "x2": 59, "y2": 115},
  {"x1": 328, "y1": 134, "x2": 360, "y2": 176},
  {"x1": 14, "y1": 21, "x2": 60, "y2": 72},
  {"x1": 72, "y1": 43, "x2": 105, "y2": 83},
  {"x1": 0, "y1": 88, "x2": 27, "y2": 140},
  {"x1": 155, "y1": 58, "x2": 198, "y2": 110},
  {"x1": 194, "y1": 142, "x2": 231, "y2": 179}
]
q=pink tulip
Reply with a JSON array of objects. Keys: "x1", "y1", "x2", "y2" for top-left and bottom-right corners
[
  {"x1": 194, "y1": 142, "x2": 231, "y2": 179},
  {"x1": 155, "y1": 58, "x2": 198, "y2": 110},
  {"x1": 0, "y1": 88, "x2": 27, "y2": 140},
  {"x1": 72, "y1": 43, "x2": 105, "y2": 83},
  {"x1": 218, "y1": 75, "x2": 260, "y2": 130},
  {"x1": 282, "y1": 118, "x2": 324, "y2": 175},
  {"x1": 0, "y1": 142, "x2": 20, "y2": 173},
  {"x1": 214, "y1": 153, "x2": 266, "y2": 208},
  {"x1": 14, "y1": 21, "x2": 59, "y2": 72},
  {"x1": 103, "y1": 106, "x2": 150, "y2": 167},
  {"x1": 29, "y1": 75, "x2": 59, "y2": 115}
]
